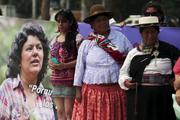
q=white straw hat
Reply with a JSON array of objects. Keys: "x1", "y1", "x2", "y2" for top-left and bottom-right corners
[{"x1": 138, "y1": 16, "x2": 159, "y2": 27}]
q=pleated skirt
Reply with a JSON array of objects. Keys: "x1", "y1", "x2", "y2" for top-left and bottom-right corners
[{"x1": 72, "y1": 83, "x2": 126, "y2": 120}]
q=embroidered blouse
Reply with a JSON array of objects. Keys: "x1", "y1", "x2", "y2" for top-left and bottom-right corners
[
  {"x1": 73, "y1": 29, "x2": 133, "y2": 86},
  {"x1": 119, "y1": 41, "x2": 180, "y2": 90},
  {"x1": 50, "y1": 33, "x2": 83, "y2": 86}
]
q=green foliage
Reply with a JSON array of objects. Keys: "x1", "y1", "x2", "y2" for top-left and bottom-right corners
[{"x1": 0, "y1": 64, "x2": 6, "y2": 85}]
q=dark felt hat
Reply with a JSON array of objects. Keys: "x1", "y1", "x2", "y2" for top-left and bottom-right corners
[{"x1": 83, "y1": 4, "x2": 113, "y2": 23}]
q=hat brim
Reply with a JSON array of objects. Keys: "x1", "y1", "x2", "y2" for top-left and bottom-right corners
[
  {"x1": 134, "y1": 23, "x2": 159, "y2": 27},
  {"x1": 83, "y1": 12, "x2": 113, "y2": 23}
]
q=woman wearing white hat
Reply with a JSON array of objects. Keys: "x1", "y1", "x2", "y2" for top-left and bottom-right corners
[
  {"x1": 119, "y1": 16, "x2": 180, "y2": 120},
  {"x1": 72, "y1": 4, "x2": 133, "y2": 120}
]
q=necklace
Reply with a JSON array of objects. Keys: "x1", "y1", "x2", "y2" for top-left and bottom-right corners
[
  {"x1": 139, "y1": 41, "x2": 159, "y2": 54},
  {"x1": 152, "y1": 43, "x2": 159, "y2": 66}
]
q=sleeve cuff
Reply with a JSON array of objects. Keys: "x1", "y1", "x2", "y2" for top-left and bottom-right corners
[{"x1": 118, "y1": 76, "x2": 132, "y2": 90}]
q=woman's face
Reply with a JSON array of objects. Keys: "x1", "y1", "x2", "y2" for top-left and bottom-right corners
[
  {"x1": 141, "y1": 27, "x2": 158, "y2": 46},
  {"x1": 57, "y1": 15, "x2": 71, "y2": 33},
  {"x1": 20, "y1": 35, "x2": 44, "y2": 76},
  {"x1": 91, "y1": 15, "x2": 110, "y2": 35},
  {"x1": 145, "y1": 7, "x2": 161, "y2": 22},
  {"x1": 145, "y1": 7, "x2": 157, "y2": 15}
]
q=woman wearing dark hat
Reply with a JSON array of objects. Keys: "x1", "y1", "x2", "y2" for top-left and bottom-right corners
[
  {"x1": 72, "y1": 4, "x2": 132, "y2": 120},
  {"x1": 119, "y1": 16, "x2": 180, "y2": 120},
  {"x1": 49, "y1": 9, "x2": 83, "y2": 120},
  {"x1": 0, "y1": 22, "x2": 55, "y2": 120}
]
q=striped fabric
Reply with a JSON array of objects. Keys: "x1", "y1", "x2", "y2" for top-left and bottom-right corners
[
  {"x1": 0, "y1": 76, "x2": 55, "y2": 120},
  {"x1": 50, "y1": 68, "x2": 74, "y2": 86}
]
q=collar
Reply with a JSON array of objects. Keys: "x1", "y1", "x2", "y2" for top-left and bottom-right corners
[
  {"x1": 89, "y1": 29, "x2": 116, "y2": 41},
  {"x1": 12, "y1": 74, "x2": 22, "y2": 90},
  {"x1": 138, "y1": 40, "x2": 159, "y2": 54},
  {"x1": 12, "y1": 74, "x2": 44, "y2": 92}
]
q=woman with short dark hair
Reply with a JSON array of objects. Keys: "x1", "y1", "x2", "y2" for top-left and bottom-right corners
[{"x1": 0, "y1": 22, "x2": 55, "y2": 120}]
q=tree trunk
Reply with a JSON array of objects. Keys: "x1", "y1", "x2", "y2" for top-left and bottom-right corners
[
  {"x1": 41, "y1": 0, "x2": 50, "y2": 20},
  {"x1": 81, "y1": 0, "x2": 101, "y2": 21},
  {"x1": 81, "y1": 0, "x2": 91, "y2": 21},
  {"x1": 59, "y1": 0, "x2": 70, "y2": 9},
  {"x1": 0, "y1": 0, "x2": 8, "y2": 4}
]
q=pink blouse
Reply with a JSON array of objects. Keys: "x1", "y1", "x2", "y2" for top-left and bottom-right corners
[{"x1": 50, "y1": 34, "x2": 83, "y2": 86}]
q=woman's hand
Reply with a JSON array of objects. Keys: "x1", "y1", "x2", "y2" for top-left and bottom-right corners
[
  {"x1": 18, "y1": 115, "x2": 29, "y2": 120},
  {"x1": 48, "y1": 59, "x2": 65, "y2": 70},
  {"x1": 176, "y1": 89, "x2": 180, "y2": 106},
  {"x1": 18, "y1": 107, "x2": 29, "y2": 120},
  {"x1": 75, "y1": 87, "x2": 82, "y2": 103},
  {"x1": 124, "y1": 79, "x2": 136, "y2": 89},
  {"x1": 174, "y1": 75, "x2": 180, "y2": 90},
  {"x1": 174, "y1": 74, "x2": 180, "y2": 105}
]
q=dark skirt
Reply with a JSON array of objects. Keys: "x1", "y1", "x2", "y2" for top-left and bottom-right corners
[{"x1": 126, "y1": 85, "x2": 176, "y2": 120}]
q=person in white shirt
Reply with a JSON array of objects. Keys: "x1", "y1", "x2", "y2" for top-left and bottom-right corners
[
  {"x1": 72, "y1": 4, "x2": 132, "y2": 120},
  {"x1": 119, "y1": 16, "x2": 180, "y2": 120}
]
